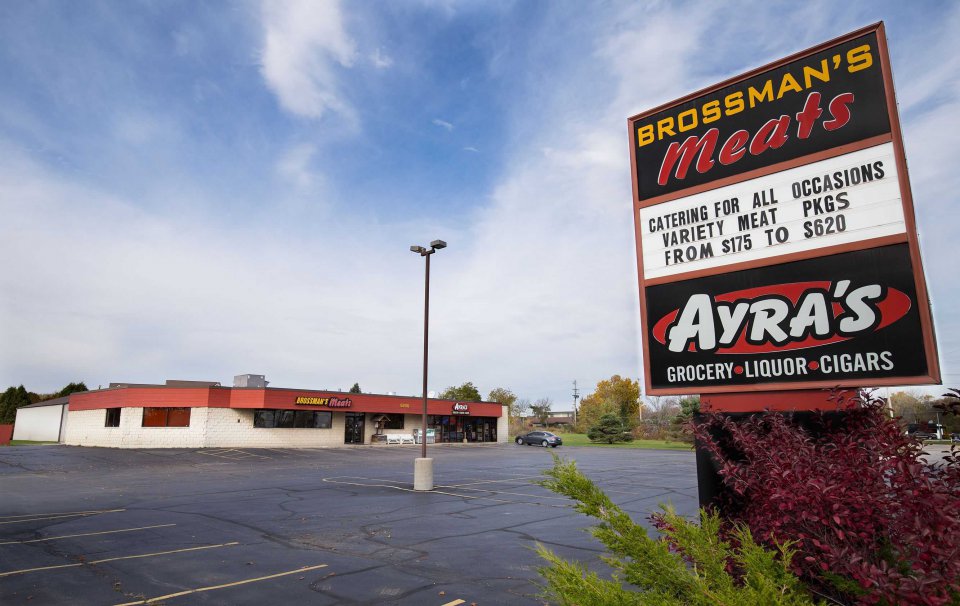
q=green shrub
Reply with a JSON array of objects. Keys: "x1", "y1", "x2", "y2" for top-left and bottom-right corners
[
  {"x1": 693, "y1": 393, "x2": 960, "y2": 605},
  {"x1": 587, "y1": 413, "x2": 634, "y2": 444},
  {"x1": 536, "y1": 456, "x2": 819, "y2": 605}
]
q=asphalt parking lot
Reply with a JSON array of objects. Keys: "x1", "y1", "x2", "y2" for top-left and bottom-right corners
[{"x1": 0, "y1": 443, "x2": 698, "y2": 605}]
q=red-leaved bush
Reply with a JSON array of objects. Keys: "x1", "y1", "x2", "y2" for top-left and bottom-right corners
[{"x1": 693, "y1": 390, "x2": 960, "y2": 605}]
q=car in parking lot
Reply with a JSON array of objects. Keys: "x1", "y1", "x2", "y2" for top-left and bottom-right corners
[{"x1": 515, "y1": 431, "x2": 563, "y2": 447}]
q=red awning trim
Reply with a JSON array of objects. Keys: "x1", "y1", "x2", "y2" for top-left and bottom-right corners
[{"x1": 67, "y1": 387, "x2": 503, "y2": 418}]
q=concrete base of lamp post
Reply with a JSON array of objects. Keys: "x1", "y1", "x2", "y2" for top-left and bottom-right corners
[{"x1": 413, "y1": 457, "x2": 434, "y2": 491}]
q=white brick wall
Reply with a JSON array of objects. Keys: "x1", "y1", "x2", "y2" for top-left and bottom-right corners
[
  {"x1": 204, "y1": 409, "x2": 348, "y2": 448},
  {"x1": 64, "y1": 407, "x2": 208, "y2": 448},
  {"x1": 64, "y1": 408, "x2": 510, "y2": 448}
]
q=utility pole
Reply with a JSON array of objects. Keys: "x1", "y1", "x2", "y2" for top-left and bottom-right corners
[
  {"x1": 572, "y1": 380, "x2": 580, "y2": 426},
  {"x1": 636, "y1": 376, "x2": 644, "y2": 422}
]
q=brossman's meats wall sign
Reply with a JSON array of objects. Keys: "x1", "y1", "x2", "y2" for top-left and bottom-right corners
[{"x1": 629, "y1": 23, "x2": 939, "y2": 394}]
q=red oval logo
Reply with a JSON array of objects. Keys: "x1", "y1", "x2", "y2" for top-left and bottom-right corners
[{"x1": 652, "y1": 281, "x2": 911, "y2": 354}]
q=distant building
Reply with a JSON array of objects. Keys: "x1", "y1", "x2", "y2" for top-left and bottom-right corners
[{"x1": 525, "y1": 410, "x2": 575, "y2": 428}]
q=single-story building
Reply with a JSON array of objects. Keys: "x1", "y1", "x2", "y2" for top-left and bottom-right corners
[
  {"x1": 525, "y1": 410, "x2": 576, "y2": 428},
  {"x1": 55, "y1": 378, "x2": 506, "y2": 449}
]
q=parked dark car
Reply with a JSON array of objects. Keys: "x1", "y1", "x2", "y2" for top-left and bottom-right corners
[
  {"x1": 515, "y1": 431, "x2": 563, "y2": 447},
  {"x1": 912, "y1": 432, "x2": 937, "y2": 441}
]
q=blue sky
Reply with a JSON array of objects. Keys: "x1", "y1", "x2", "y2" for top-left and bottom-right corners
[{"x1": 2, "y1": 0, "x2": 958, "y2": 405}]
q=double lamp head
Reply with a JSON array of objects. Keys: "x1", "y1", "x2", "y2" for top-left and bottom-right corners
[{"x1": 410, "y1": 240, "x2": 447, "y2": 255}]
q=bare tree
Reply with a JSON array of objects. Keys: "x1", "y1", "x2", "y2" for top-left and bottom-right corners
[
  {"x1": 530, "y1": 398, "x2": 553, "y2": 425},
  {"x1": 513, "y1": 398, "x2": 531, "y2": 420},
  {"x1": 642, "y1": 395, "x2": 680, "y2": 426}
]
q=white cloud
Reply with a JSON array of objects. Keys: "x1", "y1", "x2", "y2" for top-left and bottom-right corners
[
  {"x1": 600, "y1": 3, "x2": 719, "y2": 114},
  {"x1": 889, "y1": 6, "x2": 960, "y2": 388},
  {"x1": 411, "y1": 6, "x2": 710, "y2": 401},
  {"x1": 0, "y1": 143, "x2": 434, "y2": 395},
  {"x1": 276, "y1": 143, "x2": 318, "y2": 190},
  {"x1": 112, "y1": 112, "x2": 180, "y2": 146},
  {"x1": 259, "y1": 0, "x2": 358, "y2": 121},
  {"x1": 432, "y1": 118, "x2": 454, "y2": 131},
  {"x1": 370, "y1": 47, "x2": 393, "y2": 69}
]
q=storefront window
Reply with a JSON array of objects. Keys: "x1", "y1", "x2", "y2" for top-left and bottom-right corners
[
  {"x1": 254, "y1": 410, "x2": 275, "y2": 428},
  {"x1": 428, "y1": 415, "x2": 497, "y2": 442},
  {"x1": 276, "y1": 410, "x2": 295, "y2": 428},
  {"x1": 167, "y1": 408, "x2": 191, "y2": 427},
  {"x1": 105, "y1": 408, "x2": 121, "y2": 427},
  {"x1": 381, "y1": 415, "x2": 404, "y2": 430},
  {"x1": 142, "y1": 407, "x2": 191, "y2": 427},
  {"x1": 254, "y1": 409, "x2": 332, "y2": 429}
]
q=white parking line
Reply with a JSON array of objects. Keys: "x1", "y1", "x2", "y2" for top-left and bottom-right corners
[
  {"x1": 0, "y1": 542, "x2": 239, "y2": 577},
  {"x1": 0, "y1": 523, "x2": 176, "y2": 545},
  {"x1": 113, "y1": 563, "x2": 329, "y2": 605},
  {"x1": 0, "y1": 509, "x2": 125, "y2": 525},
  {"x1": 440, "y1": 475, "x2": 542, "y2": 488},
  {"x1": 196, "y1": 449, "x2": 270, "y2": 460}
]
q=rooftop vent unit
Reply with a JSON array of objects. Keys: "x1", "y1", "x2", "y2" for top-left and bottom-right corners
[{"x1": 234, "y1": 374, "x2": 268, "y2": 388}]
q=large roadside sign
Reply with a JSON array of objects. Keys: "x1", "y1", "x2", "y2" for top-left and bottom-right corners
[{"x1": 629, "y1": 23, "x2": 940, "y2": 395}]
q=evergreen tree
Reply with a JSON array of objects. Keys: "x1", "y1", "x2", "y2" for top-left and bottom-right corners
[
  {"x1": 0, "y1": 385, "x2": 33, "y2": 424},
  {"x1": 0, "y1": 387, "x2": 15, "y2": 424},
  {"x1": 677, "y1": 395, "x2": 700, "y2": 419},
  {"x1": 536, "y1": 457, "x2": 817, "y2": 605},
  {"x1": 349, "y1": 383, "x2": 362, "y2": 394},
  {"x1": 56, "y1": 382, "x2": 88, "y2": 398},
  {"x1": 587, "y1": 413, "x2": 634, "y2": 444}
]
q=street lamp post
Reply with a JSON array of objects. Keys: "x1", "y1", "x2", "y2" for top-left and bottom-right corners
[{"x1": 410, "y1": 239, "x2": 446, "y2": 490}]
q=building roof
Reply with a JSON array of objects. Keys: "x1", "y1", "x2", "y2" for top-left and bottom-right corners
[
  {"x1": 67, "y1": 384, "x2": 506, "y2": 418},
  {"x1": 524, "y1": 414, "x2": 574, "y2": 425},
  {"x1": 108, "y1": 380, "x2": 222, "y2": 388},
  {"x1": 164, "y1": 380, "x2": 221, "y2": 387},
  {"x1": 20, "y1": 396, "x2": 70, "y2": 409}
]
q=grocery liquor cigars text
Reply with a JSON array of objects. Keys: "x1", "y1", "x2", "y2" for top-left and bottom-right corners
[{"x1": 665, "y1": 351, "x2": 894, "y2": 383}]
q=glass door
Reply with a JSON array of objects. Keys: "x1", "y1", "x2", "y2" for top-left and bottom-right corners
[{"x1": 344, "y1": 413, "x2": 365, "y2": 444}]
